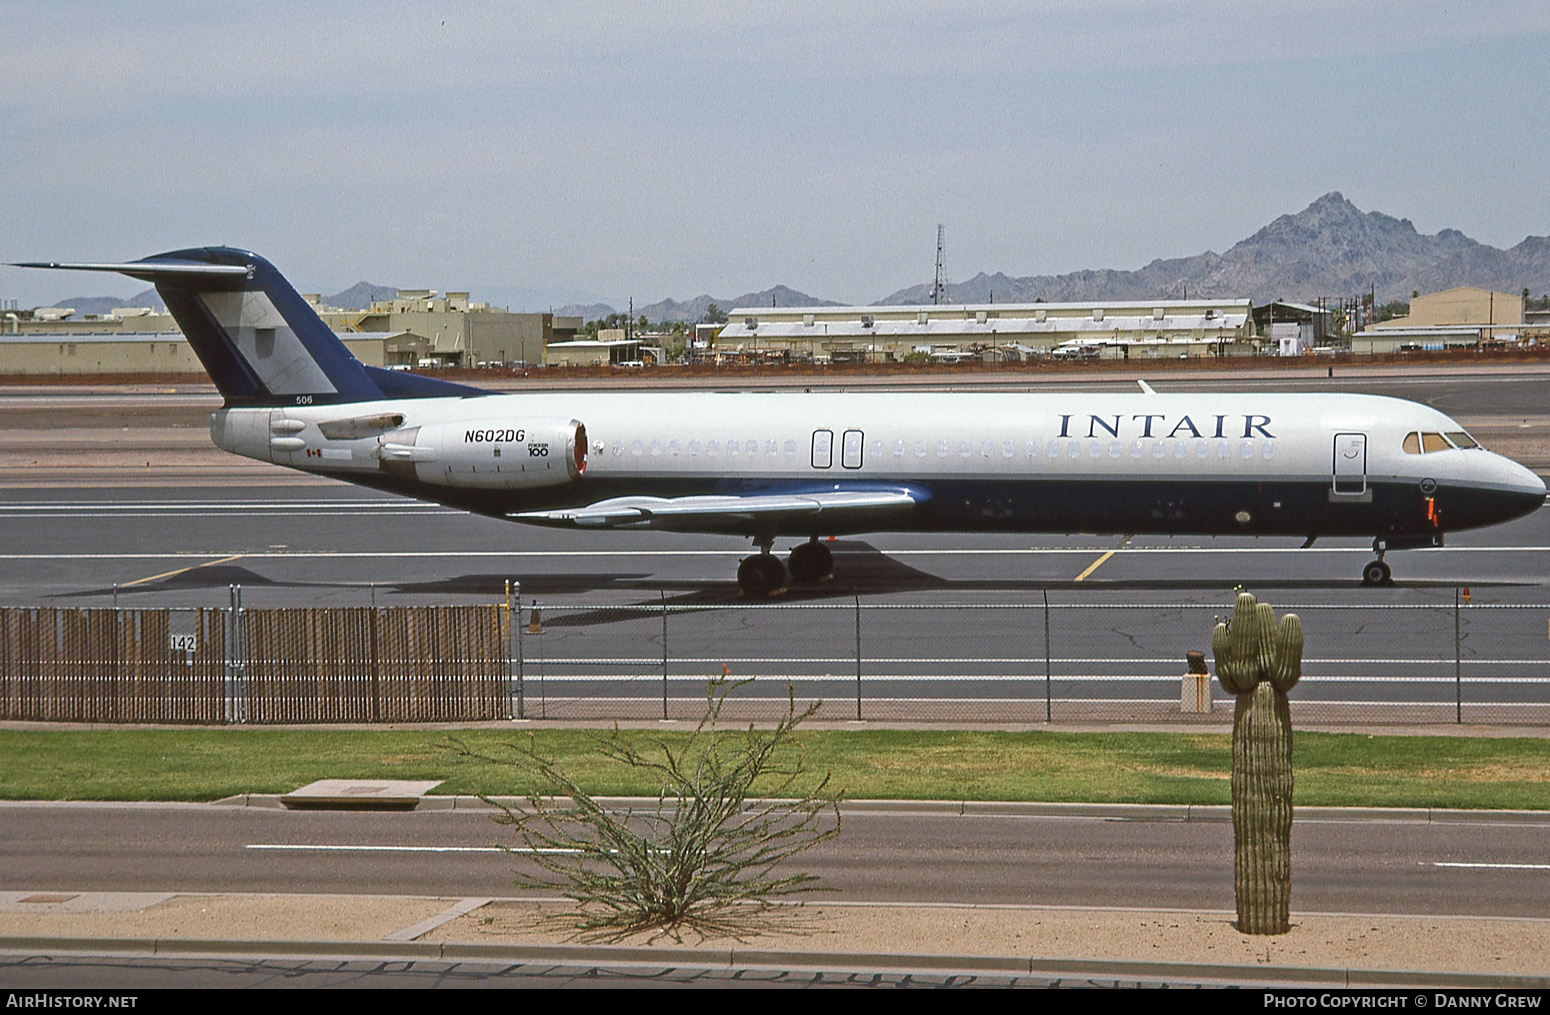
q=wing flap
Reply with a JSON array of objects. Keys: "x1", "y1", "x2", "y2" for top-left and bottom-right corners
[{"x1": 511, "y1": 488, "x2": 920, "y2": 530}]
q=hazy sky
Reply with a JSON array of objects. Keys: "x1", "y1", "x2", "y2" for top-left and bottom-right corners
[{"x1": 3, "y1": 1, "x2": 1548, "y2": 309}]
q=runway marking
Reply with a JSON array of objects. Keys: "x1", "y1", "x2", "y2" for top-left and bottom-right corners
[
  {"x1": 1073, "y1": 551, "x2": 1115, "y2": 582},
  {"x1": 1434, "y1": 862, "x2": 1550, "y2": 871},
  {"x1": 245, "y1": 844, "x2": 579, "y2": 854},
  {"x1": 120, "y1": 553, "x2": 245, "y2": 588}
]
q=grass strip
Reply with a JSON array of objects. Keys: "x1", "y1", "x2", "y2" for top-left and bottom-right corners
[{"x1": 1, "y1": 727, "x2": 1546, "y2": 809}]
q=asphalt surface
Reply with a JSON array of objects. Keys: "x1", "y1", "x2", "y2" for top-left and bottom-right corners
[
  {"x1": 2, "y1": 802, "x2": 1548, "y2": 919},
  {"x1": 5, "y1": 484, "x2": 1550, "y2": 722}
]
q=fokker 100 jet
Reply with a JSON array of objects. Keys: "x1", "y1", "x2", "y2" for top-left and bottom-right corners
[{"x1": 16, "y1": 248, "x2": 1546, "y2": 592}]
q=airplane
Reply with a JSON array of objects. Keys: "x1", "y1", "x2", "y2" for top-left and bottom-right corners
[{"x1": 14, "y1": 247, "x2": 1546, "y2": 593}]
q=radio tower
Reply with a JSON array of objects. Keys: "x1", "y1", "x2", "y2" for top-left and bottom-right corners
[{"x1": 929, "y1": 224, "x2": 947, "y2": 305}]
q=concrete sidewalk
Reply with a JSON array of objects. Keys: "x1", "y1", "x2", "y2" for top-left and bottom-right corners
[{"x1": 3, "y1": 890, "x2": 1549, "y2": 988}]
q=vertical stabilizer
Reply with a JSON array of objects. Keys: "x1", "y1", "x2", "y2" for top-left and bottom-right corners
[{"x1": 12, "y1": 247, "x2": 482, "y2": 404}]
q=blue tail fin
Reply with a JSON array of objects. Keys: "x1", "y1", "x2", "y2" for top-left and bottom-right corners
[{"x1": 13, "y1": 247, "x2": 483, "y2": 405}]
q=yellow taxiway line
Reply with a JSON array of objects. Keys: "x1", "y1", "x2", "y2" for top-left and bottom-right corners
[
  {"x1": 1073, "y1": 550, "x2": 1115, "y2": 582},
  {"x1": 121, "y1": 553, "x2": 245, "y2": 588}
]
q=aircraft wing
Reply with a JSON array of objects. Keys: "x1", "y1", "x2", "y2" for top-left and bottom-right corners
[{"x1": 510, "y1": 488, "x2": 922, "y2": 532}]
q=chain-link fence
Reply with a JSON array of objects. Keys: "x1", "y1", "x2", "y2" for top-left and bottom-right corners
[
  {"x1": 514, "y1": 591, "x2": 1550, "y2": 725},
  {"x1": 4, "y1": 588, "x2": 1548, "y2": 725}
]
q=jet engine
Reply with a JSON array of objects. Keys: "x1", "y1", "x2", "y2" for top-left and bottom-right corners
[{"x1": 378, "y1": 417, "x2": 587, "y2": 489}]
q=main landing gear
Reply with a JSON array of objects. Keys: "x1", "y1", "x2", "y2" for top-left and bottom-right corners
[
  {"x1": 737, "y1": 536, "x2": 835, "y2": 595},
  {"x1": 1362, "y1": 538, "x2": 1393, "y2": 586}
]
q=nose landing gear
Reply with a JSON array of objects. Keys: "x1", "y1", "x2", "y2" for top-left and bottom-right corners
[{"x1": 1361, "y1": 538, "x2": 1393, "y2": 586}]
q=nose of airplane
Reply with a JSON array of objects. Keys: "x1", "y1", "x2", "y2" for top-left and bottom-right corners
[{"x1": 1488, "y1": 453, "x2": 1547, "y2": 522}]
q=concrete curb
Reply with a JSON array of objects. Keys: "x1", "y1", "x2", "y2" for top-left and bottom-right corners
[{"x1": 3, "y1": 935, "x2": 1547, "y2": 988}]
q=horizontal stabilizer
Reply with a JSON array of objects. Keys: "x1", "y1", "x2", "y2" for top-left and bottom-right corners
[{"x1": 11, "y1": 260, "x2": 251, "y2": 281}]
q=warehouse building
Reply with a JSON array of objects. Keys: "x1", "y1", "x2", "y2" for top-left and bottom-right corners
[
  {"x1": 1354, "y1": 286, "x2": 1526, "y2": 354},
  {"x1": 714, "y1": 299, "x2": 1256, "y2": 364},
  {"x1": 0, "y1": 331, "x2": 428, "y2": 376}
]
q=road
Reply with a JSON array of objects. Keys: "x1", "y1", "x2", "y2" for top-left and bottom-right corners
[{"x1": 2, "y1": 802, "x2": 1548, "y2": 919}]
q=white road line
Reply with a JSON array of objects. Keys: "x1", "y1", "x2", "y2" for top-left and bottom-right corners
[{"x1": 1434, "y1": 862, "x2": 1550, "y2": 871}]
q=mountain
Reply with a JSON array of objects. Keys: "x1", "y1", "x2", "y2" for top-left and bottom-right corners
[
  {"x1": 877, "y1": 193, "x2": 1550, "y2": 305},
  {"x1": 322, "y1": 282, "x2": 397, "y2": 310},
  {"x1": 554, "y1": 302, "x2": 620, "y2": 321},
  {"x1": 50, "y1": 287, "x2": 164, "y2": 316},
  {"x1": 562, "y1": 285, "x2": 843, "y2": 324}
]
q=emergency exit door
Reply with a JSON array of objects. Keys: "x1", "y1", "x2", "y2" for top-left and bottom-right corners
[{"x1": 842, "y1": 429, "x2": 864, "y2": 469}]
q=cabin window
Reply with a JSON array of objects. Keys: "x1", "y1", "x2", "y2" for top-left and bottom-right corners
[
  {"x1": 706, "y1": 440, "x2": 719, "y2": 456},
  {"x1": 1152, "y1": 442, "x2": 1166, "y2": 458},
  {"x1": 650, "y1": 440, "x2": 663, "y2": 456},
  {"x1": 1195, "y1": 443, "x2": 1209, "y2": 459},
  {"x1": 668, "y1": 439, "x2": 681, "y2": 456},
  {"x1": 1403, "y1": 432, "x2": 1421, "y2": 454},
  {"x1": 1422, "y1": 432, "x2": 1449, "y2": 453},
  {"x1": 745, "y1": 440, "x2": 758, "y2": 455},
  {"x1": 686, "y1": 440, "x2": 699, "y2": 457},
  {"x1": 1129, "y1": 441, "x2": 1143, "y2": 458},
  {"x1": 915, "y1": 440, "x2": 927, "y2": 457},
  {"x1": 765, "y1": 440, "x2": 779, "y2": 456},
  {"x1": 1068, "y1": 442, "x2": 1082, "y2": 459},
  {"x1": 871, "y1": 439, "x2": 884, "y2": 458},
  {"x1": 1447, "y1": 431, "x2": 1479, "y2": 449},
  {"x1": 1174, "y1": 443, "x2": 1188, "y2": 459},
  {"x1": 631, "y1": 440, "x2": 644, "y2": 456},
  {"x1": 936, "y1": 441, "x2": 949, "y2": 457},
  {"x1": 784, "y1": 439, "x2": 797, "y2": 455},
  {"x1": 1003, "y1": 441, "x2": 1016, "y2": 458},
  {"x1": 1239, "y1": 441, "x2": 1254, "y2": 459},
  {"x1": 1088, "y1": 441, "x2": 1102, "y2": 459},
  {"x1": 1108, "y1": 442, "x2": 1122, "y2": 458},
  {"x1": 958, "y1": 440, "x2": 973, "y2": 458},
  {"x1": 1047, "y1": 441, "x2": 1060, "y2": 458},
  {"x1": 611, "y1": 443, "x2": 623, "y2": 456},
  {"x1": 1263, "y1": 442, "x2": 1276, "y2": 459},
  {"x1": 1217, "y1": 442, "x2": 1231, "y2": 459},
  {"x1": 894, "y1": 440, "x2": 906, "y2": 456},
  {"x1": 980, "y1": 441, "x2": 994, "y2": 458}
]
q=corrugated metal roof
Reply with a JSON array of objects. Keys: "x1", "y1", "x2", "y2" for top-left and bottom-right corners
[{"x1": 718, "y1": 313, "x2": 1248, "y2": 341}]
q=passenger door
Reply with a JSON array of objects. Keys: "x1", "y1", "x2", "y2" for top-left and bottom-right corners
[{"x1": 1332, "y1": 432, "x2": 1367, "y2": 496}]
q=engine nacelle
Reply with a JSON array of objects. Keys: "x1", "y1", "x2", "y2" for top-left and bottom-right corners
[{"x1": 379, "y1": 417, "x2": 587, "y2": 489}]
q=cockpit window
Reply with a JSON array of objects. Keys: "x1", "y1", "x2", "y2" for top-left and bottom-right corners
[
  {"x1": 1402, "y1": 432, "x2": 1420, "y2": 455},
  {"x1": 1422, "y1": 432, "x2": 1450, "y2": 453},
  {"x1": 1446, "y1": 431, "x2": 1479, "y2": 449}
]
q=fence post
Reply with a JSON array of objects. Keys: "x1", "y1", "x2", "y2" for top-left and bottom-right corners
[
  {"x1": 532, "y1": 598, "x2": 544, "y2": 718},
  {"x1": 369, "y1": 598, "x2": 381, "y2": 724},
  {"x1": 1455, "y1": 586, "x2": 1462, "y2": 724},
  {"x1": 226, "y1": 585, "x2": 237, "y2": 724},
  {"x1": 661, "y1": 589, "x2": 669, "y2": 720},
  {"x1": 1043, "y1": 589, "x2": 1052, "y2": 723},
  {"x1": 854, "y1": 594, "x2": 862, "y2": 721},
  {"x1": 232, "y1": 584, "x2": 245, "y2": 724},
  {"x1": 509, "y1": 579, "x2": 523, "y2": 720}
]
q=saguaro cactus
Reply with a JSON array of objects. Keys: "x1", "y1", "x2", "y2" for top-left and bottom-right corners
[{"x1": 1212, "y1": 591, "x2": 1302, "y2": 935}]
